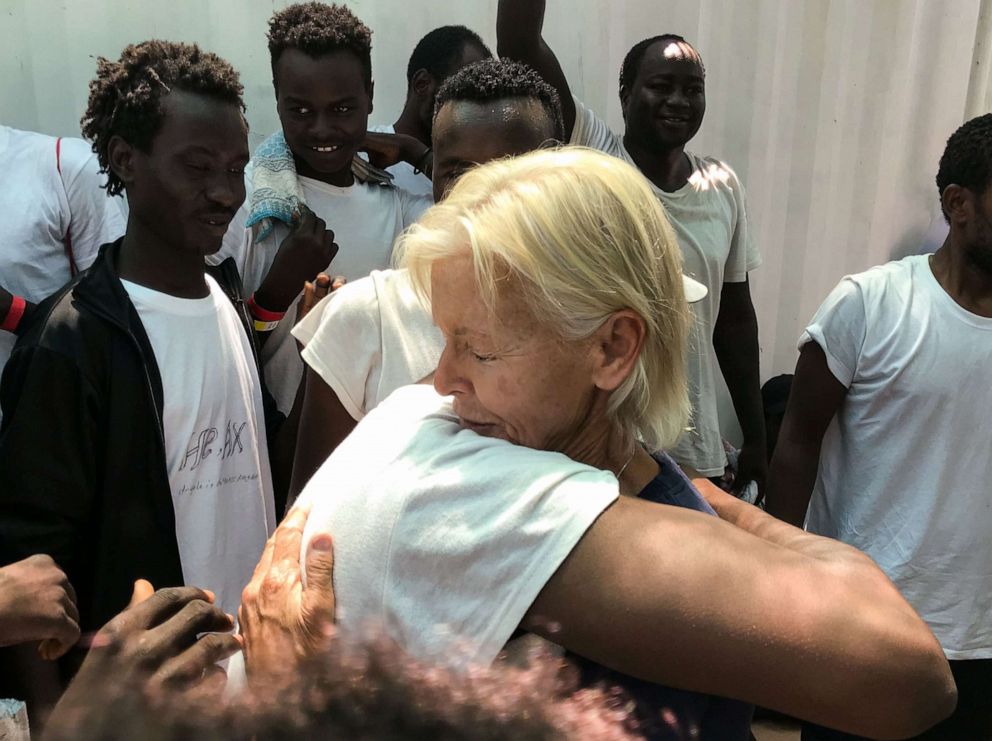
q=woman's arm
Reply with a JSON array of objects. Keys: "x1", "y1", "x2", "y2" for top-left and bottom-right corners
[{"x1": 523, "y1": 496, "x2": 955, "y2": 739}]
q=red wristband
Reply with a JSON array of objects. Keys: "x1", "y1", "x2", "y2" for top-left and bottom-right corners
[
  {"x1": 1, "y1": 295, "x2": 26, "y2": 333},
  {"x1": 247, "y1": 293, "x2": 286, "y2": 322}
]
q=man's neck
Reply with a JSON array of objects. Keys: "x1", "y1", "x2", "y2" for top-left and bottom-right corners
[
  {"x1": 622, "y1": 134, "x2": 691, "y2": 193},
  {"x1": 930, "y1": 237, "x2": 992, "y2": 318},
  {"x1": 117, "y1": 217, "x2": 208, "y2": 299},
  {"x1": 293, "y1": 154, "x2": 354, "y2": 188},
  {"x1": 392, "y1": 101, "x2": 430, "y2": 146}
]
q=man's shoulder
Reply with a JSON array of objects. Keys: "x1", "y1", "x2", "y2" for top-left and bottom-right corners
[
  {"x1": 843, "y1": 256, "x2": 922, "y2": 300},
  {"x1": 685, "y1": 152, "x2": 746, "y2": 196}
]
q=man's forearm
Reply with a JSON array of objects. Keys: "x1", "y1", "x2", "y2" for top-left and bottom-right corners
[
  {"x1": 764, "y1": 439, "x2": 819, "y2": 527},
  {"x1": 713, "y1": 304, "x2": 765, "y2": 446}
]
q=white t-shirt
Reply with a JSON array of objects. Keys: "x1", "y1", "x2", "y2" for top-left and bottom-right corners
[
  {"x1": 292, "y1": 269, "x2": 442, "y2": 420},
  {"x1": 297, "y1": 385, "x2": 619, "y2": 667},
  {"x1": 121, "y1": 275, "x2": 276, "y2": 617},
  {"x1": 368, "y1": 124, "x2": 435, "y2": 196},
  {"x1": 802, "y1": 254, "x2": 992, "y2": 659},
  {"x1": 216, "y1": 174, "x2": 431, "y2": 414},
  {"x1": 570, "y1": 100, "x2": 761, "y2": 474},
  {"x1": 0, "y1": 127, "x2": 126, "y2": 409}
]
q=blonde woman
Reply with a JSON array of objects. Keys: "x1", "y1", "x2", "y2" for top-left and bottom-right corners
[{"x1": 243, "y1": 148, "x2": 955, "y2": 740}]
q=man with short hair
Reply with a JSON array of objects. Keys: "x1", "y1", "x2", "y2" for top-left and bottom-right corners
[
  {"x1": 496, "y1": 2, "x2": 766, "y2": 494},
  {"x1": 0, "y1": 40, "x2": 275, "y2": 648},
  {"x1": 368, "y1": 25, "x2": 491, "y2": 195},
  {"x1": 766, "y1": 114, "x2": 992, "y2": 739},
  {"x1": 219, "y1": 2, "x2": 432, "y2": 418},
  {"x1": 288, "y1": 58, "x2": 565, "y2": 495}
]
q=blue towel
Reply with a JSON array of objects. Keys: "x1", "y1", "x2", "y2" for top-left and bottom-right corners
[{"x1": 246, "y1": 131, "x2": 394, "y2": 243}]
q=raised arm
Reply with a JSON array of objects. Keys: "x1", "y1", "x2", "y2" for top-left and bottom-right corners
[
  {"x1": 524, "y1": 494, "x2": 955, "y2": 739},
  {"x1": 496, "y1": 0, "x2": 577, "y2": 138},
  {"x1": 764, "y1": 341, "x2": 847, "y2": 526}
]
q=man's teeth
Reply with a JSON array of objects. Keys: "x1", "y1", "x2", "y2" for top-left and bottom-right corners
[{"x1": 312, "y1": 145, "x2": 340, "y2": 152}]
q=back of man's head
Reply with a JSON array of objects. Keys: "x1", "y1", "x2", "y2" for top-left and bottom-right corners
[{"x1": 407, "y1": 25, "x2": 491, "y2": 86}]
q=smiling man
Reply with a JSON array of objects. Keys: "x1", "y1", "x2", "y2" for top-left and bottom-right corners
[
  {"x1": 217, "y1": 3, "x2": 432, "y2": 420},
  {"x1": 0, "y1": 41, "x2": 276, "y2": 660},
  {"x1": 497, "y1": 3, "x2": 766, "y2": 494}
]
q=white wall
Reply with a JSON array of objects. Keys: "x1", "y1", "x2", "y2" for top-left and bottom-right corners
[{"x1": 2, "y1": 0, "x2": 985, "y2": 426}]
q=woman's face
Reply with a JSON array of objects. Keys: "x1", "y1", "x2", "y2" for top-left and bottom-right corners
[{"x1": 431, "y1": 255, "x2": 600, "y2": 453}]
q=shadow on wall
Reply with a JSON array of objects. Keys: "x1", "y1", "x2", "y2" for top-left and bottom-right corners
[{"x1": 889, "y1": 215, "x2": 949, "y2": 260}]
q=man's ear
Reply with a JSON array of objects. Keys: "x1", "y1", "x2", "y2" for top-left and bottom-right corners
[
  {"x1": 591, "y1": 309, "x2": 646, "y2": 392},
  {"x1": 367, "y1": 78, "x2": 375, "y2": 115},
  {"x1": 619, "y1": 85, "x2": 630, "y2": 123},
  {"x1": 107, "y1": 135, "x2": 138, "y2": 190},
  {"x1": 941, "y1": 184, "x2": 973, "y2": 226},
  {"x1": 410, "y1": 68, "x2": 433, "y2": 98}
]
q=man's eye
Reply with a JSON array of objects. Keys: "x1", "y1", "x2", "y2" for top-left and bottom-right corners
[
  {"x1": 186, "y1": 163, "x2": 210, "y2": 172},
  {"x1": 472, "y1": 352, "x2": 496, "y2": 363},
  {"x1": 293, "y1": 107, "x2": 311, "y2": 115},
  {"x1": 334, "y1": 105, "x2": 353, "y2": 114}
]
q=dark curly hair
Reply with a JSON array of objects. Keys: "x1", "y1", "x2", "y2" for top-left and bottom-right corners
[
  {"x1": 619, "y1": 35, "x2": 704, "y2": 100},
  {"x1": 434, "y1": 59, "x2": 565, "y2": 141},
  {"x1": 936, "y1": 113, "x2": 992, "y2": 221},
  {"x1": 268, "y1": 2, "x2": 372, "y2": 86},
  {"x1": 406, "y1": 25, "x2": 491, "y2": 84},
  {"x1": 80, "y1": 40, "x2": 244, "y2": 196}
]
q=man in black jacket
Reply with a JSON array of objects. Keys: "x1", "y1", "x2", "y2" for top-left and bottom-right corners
[{"x1": 0, "y1": 41, "x2": 287, "y2": 687}]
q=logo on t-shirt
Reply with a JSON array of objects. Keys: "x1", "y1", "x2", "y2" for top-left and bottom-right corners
[{"x1": 179, "y1": 419, "x2": 250, "y2": 473}]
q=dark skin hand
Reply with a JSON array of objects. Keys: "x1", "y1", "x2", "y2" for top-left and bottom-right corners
[
  {"x1": 44, "y1": 582, "x2": 240, "y2": 737},
  {"x1": 360, "y1": 131, "x2": 432, "y2": 177},
  {"x1": 0, "y1": 555, "x2": 80, "y2": 660},
  {"x1": 713, "y1": 278, "x2": 767, "y2": 496},
  {"x1": 254, "y1": 205, "x2": 339, "y2": 313}
]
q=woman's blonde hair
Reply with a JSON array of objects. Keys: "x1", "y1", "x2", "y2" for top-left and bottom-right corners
[{"x1": 395, "y1": 146, "x2": 690, "y2": 450}]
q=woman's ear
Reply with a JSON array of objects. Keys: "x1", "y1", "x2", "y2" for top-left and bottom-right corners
[{"x1": 591, "y1": 310, "x2": 646, "y2": 392}]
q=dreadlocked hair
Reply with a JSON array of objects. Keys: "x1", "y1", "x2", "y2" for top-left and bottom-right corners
[
  {"x1": 267, "y1": 2, "x2": 372, "y2": 85},
  {"x1": 80, "y1": 40, "x2": 244, "y2": 196}
]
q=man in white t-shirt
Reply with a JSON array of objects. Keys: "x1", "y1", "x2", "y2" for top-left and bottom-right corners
[
  {"x1": 766, "y1": 115, "x2": 992, "y2": 739},
  {"x1": 213, "y1": 3, "x2": 434, "y2": 416},
  {"x1": 497, "y1": 1, "x2": 766, "y2": 492},
  {"x1": 366, "y1": 25, "x2": 491, "y2": 196},
  {"x1": 287, "y1": 59, "x2": 568, "y2": 497},
  {"x1": 0, "y1": 127, "x2": 126, "y2": 420},
  {"x1": 0, "y1": 42, "x2": 275, "y2": 678}
]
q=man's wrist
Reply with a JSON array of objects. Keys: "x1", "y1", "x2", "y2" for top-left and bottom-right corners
[
  {"x1": 1, "y1": 294, "x2": 27, "y2": 333},
  {"x1": 253, "y1": 281, "x2": 296, "y2": 315}
]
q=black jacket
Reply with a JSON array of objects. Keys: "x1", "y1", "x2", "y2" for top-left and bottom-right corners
[{"x1": 0, "y1": 239, "x2": 281, "y2": 633}]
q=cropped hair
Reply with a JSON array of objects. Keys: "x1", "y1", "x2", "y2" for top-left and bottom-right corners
[
  {"x1": 397, "y1": 147, "x2": 691, "y2": 450},
  {"x1": 406, "y1": 25, "x2": 491, "y2": 84},
  {"x1": 267, "y1": 2, "x2": 372, "y2": 85},
  {"x1": 936, "y1": 113, "x2": 992, "y2": 221},
  {"x1": 434, "y1": 58, "x2": 565, "y2": 141},
  {"x1": 81, "y1": 40, "x2": 244, "y2": 196}
]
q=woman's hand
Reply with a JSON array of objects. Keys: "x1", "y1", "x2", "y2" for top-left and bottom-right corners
[{"x1": 238, "y1": 504, "x2": 336, "y2": 681}]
